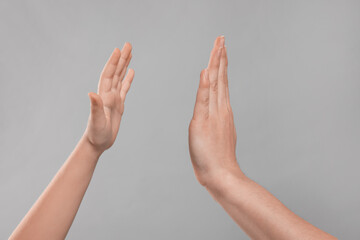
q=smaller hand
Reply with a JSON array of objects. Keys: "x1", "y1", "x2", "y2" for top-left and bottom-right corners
[
  {"x1": 189, "y1": 36, "x2": 241, "y2": 186},
  {"x1": 84, "y1": 43, "x2": 134, "y2": 154}
]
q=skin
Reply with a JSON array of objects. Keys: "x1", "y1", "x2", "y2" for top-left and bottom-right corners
[
  {"x1": 188, "y1": 36, "x2": 337, "y2": 240},
  {"x1": 9, "y1": 42, "x2": 134, "y2": 240},
  {"x1": 9, "y1": 37, "x2": 336, "y2": 240}
]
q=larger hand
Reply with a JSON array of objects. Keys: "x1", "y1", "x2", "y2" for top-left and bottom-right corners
[
  {"x1": 189, "y1": 36, "x2": 242, "y2": 186},
  {"x1": 188, "y1": 36, "x2": 337, "y2": 240}
]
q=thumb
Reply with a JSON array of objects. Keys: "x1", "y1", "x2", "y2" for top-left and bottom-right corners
[{"x1": 88, "y1": 92, "x2": 105, "y2": 122}]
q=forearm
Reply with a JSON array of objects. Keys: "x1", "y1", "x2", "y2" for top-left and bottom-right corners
[
  {"x1": 9, "y1": 43, "x2": 134, "y2": 240},
  {"x1": 205, "y1": 168, "x2": 337, "y2": 240},
  {"x1": 10, "y1": 136, "x2": 102, "y2": 240}
]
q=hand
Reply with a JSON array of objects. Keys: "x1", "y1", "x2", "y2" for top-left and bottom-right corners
[
  {"x1": 84, "y1": 43, "x2": 134, "y2": 154},
  {"x1": 189, "y1": 36, "x2": 241, "y2": 187}
]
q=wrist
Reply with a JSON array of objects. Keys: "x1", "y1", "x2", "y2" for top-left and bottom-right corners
[
  {"x1": 204, "y1": 166, "x2": 250, "y2": 199},
  {"x1": 78, "y1": 135, "x2": 104, "y2": 159}
]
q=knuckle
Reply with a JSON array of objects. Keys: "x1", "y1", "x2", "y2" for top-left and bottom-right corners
[
  {"x1": 210, "y1": 81, "x2": 218, "y2": 91},
  {"x1": 202, "y1": 95, "x2": 209, "y2": 104}
]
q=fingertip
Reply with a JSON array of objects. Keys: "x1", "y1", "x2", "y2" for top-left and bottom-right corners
[
  {"x1": 113, "y1": 48, "x2": 121, "y2": 57},
  {"x1": 88, "y1": 92, "x2": 96, "y2": 104},
  {"x1": 108, "y1": 48, "x2": 121, "y2": 64},
  {"x1": 127, "y1": 68, "x2": 134, "y2": 75},
  {"x1": 90, "y1": 91, "x2": 97, "y2": 96},
  {"x1": 121, "y1": 42, "x2": 132, "y2": 58},
  {"x1": 89, "y1": 92, "x2": 102, "y2": 106},
  {"x1": 219, "y1": 35, "x2": 225, "y2": 47},
  {"x1": 127, "y1": 68, "x2": 135, "y2": 82},
  {"x1": 122, "y1": 42, "x2": 132, "y2": 52},
  {"x1": 214, "y1": 35, "x2": 225, "y2": 48},
  {"x1": 125, "y1": 42, "x2": 132, "y2": 49},
  {"x1": 88, "y1": 92, "x2": 95, "y2": 98}
]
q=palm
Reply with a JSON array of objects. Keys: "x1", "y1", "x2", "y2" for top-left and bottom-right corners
[{"x1": 85, "y1": 43, "x2": 134, "y2": 153}]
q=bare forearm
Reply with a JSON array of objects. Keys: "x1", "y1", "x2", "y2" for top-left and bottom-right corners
[
  {"x1": 205, "y1": 168, "x2": 337, "y2": 240},
  {"x1": 10, "y1": 44, "x2": 134, "y2": 239},
  {"x1": 189, "y1": 36, "x2": 336, "y2": 240},
  {"x1": 10, "y1": 136, "x2": 102, "y2": 240}
]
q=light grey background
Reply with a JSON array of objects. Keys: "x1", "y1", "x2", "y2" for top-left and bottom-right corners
[{"x1": 1, "y1": 0, "x2": 359, "y2": 239}]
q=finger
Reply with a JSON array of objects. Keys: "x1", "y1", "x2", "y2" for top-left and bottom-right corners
[
  {"x1": 223, "y1": 47, "x2": 231, "y2": 112},
  {"x1": 88, "y1": 92, "x2": 106, "y2": 126},
  {"x1": 120, "y1": 68, "x2": 135, "y2": 100},
  {"x1": 117, "y1": 52, "x2": 132, "y2": 92},
  {"x1": 112, "y1": 42, "x2": 132, "y2": 89},
  {"x1": 192, "y1": 69, "x2": 210, "y2": 120},
  {"x1": 223, "y1": 47, "x2": 235, "y2": 139},
  {"x1": 218, "y1": 42, "x2": 228, "y2": 109},
  {"x1": 98, "y1": 48, "x2": 121, "y2": 93},
  {"x1": 207, "y1": 36, "x2": 225, "y2": 113}
]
